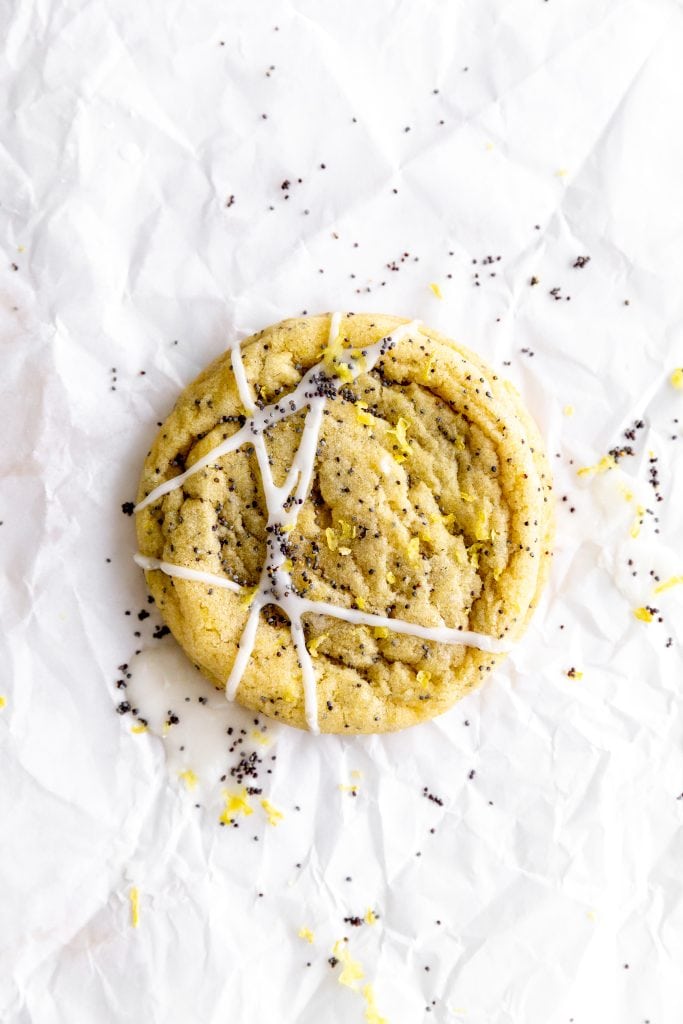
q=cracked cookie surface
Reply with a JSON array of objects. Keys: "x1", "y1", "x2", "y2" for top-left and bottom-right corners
[{"x1": 135, "y1": 313, "x2": 553, "y2": 733}]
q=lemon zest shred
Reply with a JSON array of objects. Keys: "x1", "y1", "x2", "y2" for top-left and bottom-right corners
[
  {"x1": 577, "y1": 454, "x2": 616, "y2": 477},
  {"x1": 338, "y1": 519, "x2": 356, "y2": 541},
  {"x1": 422, "y1": 355, "x2": 435, "y2": 382},
  {"x1": 670, "y1": 367, "x2": 683, "y2": 389},
  {"x1": 240, "y1": 584, "x2": 260, "y2": 607},
  {"x1": 634, "y1": 607, "x2": 653, "y2": 623},
  {"x1": 563, "y1": 405, "x2": 574, "y2": 416},
  {"x1": 363, "y1": 984, "x2": 388, "y2": 1024},
  {"x1": 308, "y1": 634, "x2": 328, "y2": 657},
  {"x1": 129, "y1": 887, "x2": 140, "y2": 928},
  {"x1": 654, "y1": 575, "x2": 683, "y2": 595},
  {"x1": 364, "y1": 908, "x2": 378, "y2": 925},
  {"x1": 355, "y1": 401, "x2": 375, "y2": 426},
  {"x1": 373, "y1": 626, "x2": 389, "y2": 639},
  {"x1": 0, "y1": 696, "x2": 5, "y2": 710},
  {"x1": 298, "y1": 927, "x2": 314, "y2": 944},
  {"x1": 131, "y1": 723, "x2": 147, "y2": 734},
  {"x1": 250, "y1": 729, "x2": 270, "y2": 746},
  {"x1": 630, "y1": 504, "x2": 646, "y2": 538},
  {"x1": 260, "y1": 798, "x2": 284, "y2": 826},
  {"x1": 429, "y1": 282, "x2": 443, "y2": 299},
  {"x1": 178, "y1": 769, "x2": 198, "y2": 789},
  {"x1": 219, "y1": 789, "x2": 253, "y2": 825},
  {"x1": 387, "y1": 417, "x2": 411, "y2": 462},
  {"x1": 325, "y1": 528, "x2": 338, "y2": 551},
  {"x1": 386, "y1": 570, "x2": 396, "y2": 584},
  {"x1": 355, "y1": 596, "x2": 366, "y2": 610},
  {"x1": 460, "y1": 491, "x2": 475, "y2": 503},
  {"x1": 474, "y1": 507, "x2": 489, "y2": 541},
  {"x1": 332, "y1": 940, "x2": 364, "y2": 988},
  {"x1": 416, "y1": 670, "x2": 431, "y2": 688},
  {"x1": 406, "y1": 537, "x2": 420, "y2": 563}
]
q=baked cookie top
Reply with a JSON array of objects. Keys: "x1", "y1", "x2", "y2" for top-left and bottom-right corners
[{"x1": 134, "y1": 313, "x2": 553, "y2": 734}]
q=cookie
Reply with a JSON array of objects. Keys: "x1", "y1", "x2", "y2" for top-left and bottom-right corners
[{"x1": 134, "y1": 313, "x2": 553, "y2": 734}]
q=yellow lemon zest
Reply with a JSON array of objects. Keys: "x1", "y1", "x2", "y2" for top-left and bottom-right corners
[
  {"x1": 406, "y1": 537, "x2": 420, "y2": 563},
  {"x1": 332, "y1": 940, "x2": 364, "y2": 989},
  {"x1": 335, "y1": 361, "x2": 354, "y2": 383},
  {"x1": 373, "y1": 626, "x2": 389, "y2": 639},
  {"x1": 429, "y1": 282, "x2": 443, "y2": 299},
  {"x1": 178, "y1": 769, "x2": 198, "y2": 789},
  {"x1": 634, "y1": 607, "x2": 653, "y2": 623},
  {"x1": 338, "y1": 520, "x2": 356, "y2": 541},
  {"x1": 298, "y1": 927, "x2": 314, "y2": 944},
  {"x1": 308, "y1": 634, "x2": 328, "y2": 657},
  {"x1": 416, "y1": 670, "x2": 431, "y2": 688},
  {"x1": 131, "y1": 723, "x2": 147, "y2": 734},
  {"x1": 468, "y1": 541, "x2": 486, "y2": 569},
  {"x1": 630, "y1": 505, "x2": 646, "y2": 538},
  {"x1": 387, "y1": 417, "x2": 411, "y2": 462},
  {"x1": 250, "y1": 729, "x2": 270, "y2": 746},
  {"x1": 260, "y1": 798, "x2": 284, "y2": 826},
  {"x1": 0, "y1": 696, "x2": 5, "y2": 710},
  {"x1": 339, "y1": 783, "x2": 359, "y2": 795},
  {"x1": 670, "y1": 367, "x2": 683, "y2": 389},
  {"x1": 282, "y1": 683, "x2": 298, "y2": 702},
  {"x1": 577, "y1": 454, "x2": 616, "y2": 477},
  {"x1": 281, "y1": 558, "x2": 293, "y2": 573},
  {"x1": 129, "y1": 887, "x2": 140, "y2": 928},
  {"x1": 325, "y1": 527, "x2": 338, "y2": 551},
  {"x1": 386, "y1": 570, "x2": 396, "y2": 584},
  {"x1": 422, "y1": 356, "x2": 435, "y2": 382},
  {"x1": 460, "y1": 490, "x2": 475, "y2": 503},
  {"x1": 363, "y1": 984, "x2": 388, "y2": 1024},
  {"x1": 355, "y1": 596, "x2": 366, "y2": 610},
  {"x1": 281, "y1": 523, "x2": 295, "y2": 533},
  {"x1": 419, "y1": 529, "x2": 433, "y2": 545},
  {"x1": 220, "y1": 789, "x2": 253, "y2": 825},
  {"x1": 563, "y1": 405, "x2": 574, "y2": 416},
  {"x1": 240, "y1": 584, "x2": 259, "y2": 607},
  {"x1": 364, "y1": 908, "x2": 378, "y2": 925},
  {"x1": 355, "y1": 401, "x2": 375, "y2": 426},
  {"x1": 654, "y1": 575, "x2": 683, "y2": 595},
  {"x1": 474, "y1": 507, "x2": 489, "y2": 541}
]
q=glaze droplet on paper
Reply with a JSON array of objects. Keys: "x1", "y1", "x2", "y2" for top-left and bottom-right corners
[{"x1": 135, "y1": 314, "x2": 509, "y2": 733}]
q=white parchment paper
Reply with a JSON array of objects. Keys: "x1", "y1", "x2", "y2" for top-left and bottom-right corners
[{"x1": 2, "y1": 0, "x2": 683, "y2": 1021}]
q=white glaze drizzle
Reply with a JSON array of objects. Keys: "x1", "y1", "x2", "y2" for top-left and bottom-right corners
[
  {"x1": 133, "y1": 554, "x2": 242, "y2": 593},
  {"x1": 135, "y1": 313, "x2": 510, "y2": 733},
  {"x1": 229, "y1": 343, "x2": 256, "y2": 414}
]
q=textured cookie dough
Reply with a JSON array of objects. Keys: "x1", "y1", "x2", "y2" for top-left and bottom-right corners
[{"x1": 135, "y1": 313, "x2": 553, "y2": 733}]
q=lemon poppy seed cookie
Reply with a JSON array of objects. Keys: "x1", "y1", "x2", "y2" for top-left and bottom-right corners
[{"x1": 134, "y1": 313, "x2": 553, "y2": 734}]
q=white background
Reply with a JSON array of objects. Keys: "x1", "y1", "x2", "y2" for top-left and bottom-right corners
[{"x1": 2, "y1": 1, "x2": 683, "y2": 1021}]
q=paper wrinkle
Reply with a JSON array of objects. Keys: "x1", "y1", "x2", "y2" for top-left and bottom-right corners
[{"x1": 3, "y1": 0, "x2": 683, "y2": 1021}]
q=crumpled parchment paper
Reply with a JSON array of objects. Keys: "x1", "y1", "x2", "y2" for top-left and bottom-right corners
[{"x1": 2, "y1": 0, "x2": 683, "y2": 1021}]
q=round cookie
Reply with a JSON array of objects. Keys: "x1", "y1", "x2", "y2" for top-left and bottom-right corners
[{"x1": 134, "y1": 313, "x2": 553, "y2": 734}]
